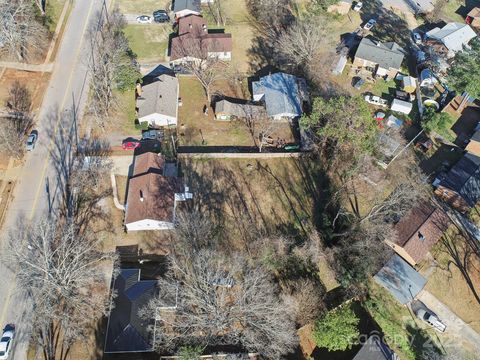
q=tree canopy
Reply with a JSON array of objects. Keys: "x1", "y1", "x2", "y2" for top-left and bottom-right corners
[
  {"x1": 312, "y1": 303, "x2": 360, "y2": 351},
  {"x1": 301, "y1": 96, "x2": 378, "y2": 160},
  {"x1": 422, "y1": 107, "x2": 454, "y2": 142},
  {"x1": 447, "y1": 38, "x2": 480, "y2": 99}
]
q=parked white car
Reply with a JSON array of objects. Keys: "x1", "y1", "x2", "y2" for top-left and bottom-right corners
[
  {"x1": 416, "y1": 309, "x2": 446, "y2": 333},
  {"x1": 0, "y1": 326, "x2": 15, "y2": 360},
  {"x1": 412, "y1": 32, "x2": 422, "y2": 44},
  {"x1": 353, "y1": 1, "x2": 363, "y2": 11},
  {"x1": 363, "y1": 19, "x2": 376, "y2": 30},
  {"x1": 364, "y1": 95, "x2": 388, "y2": 107},
  {"x1": 136, "y1": 15, "x2": 152, "y2": 24}
]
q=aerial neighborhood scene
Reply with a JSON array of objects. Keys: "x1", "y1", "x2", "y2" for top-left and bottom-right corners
[{"x1": 2, "y1": 0, "x2": 480, "y2": 359}]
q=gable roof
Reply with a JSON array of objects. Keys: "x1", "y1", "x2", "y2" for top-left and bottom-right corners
[
  {"x1": 251, "y1": 72, "x2": 305, "y2": 117},
  {"x1": 374, "y1": 254, "x2": 427, "y2": 304},
  {"x1": 215, "y1": 99, "x2": 266, "y2": 118},
  {"x1": 426, "y1": 23, "x2": 477, "y2": 52},
  {"x1": 170, "y1": 15, "x2": 232, "y2": 61},
  {"x1": 353, "y1": 336, "x2": 398, "y2": 360},
  {"x1": 125, "y1": 153, "x2": 184, "y2": 225},
  {"x1": 355, "y1": 38, "x2": 405, "y2": 70},
  {"x1": 173, "y1": 0, "x2": 201, "y2": 13},
  {"x1": 133, "y1": 152, "x2": 165, "y2": 177},
  {"x1": 393, "y1": 203, "x2": 449, "y2": 264},
  {"x1": 104, "y1": 269, "x2": 157, "y2": 353},
  {"x1": 440, "y1": 152, "x2": 480, "y2": 207},
  {"x1": 137, "y1": 74, "x2": 179, "y2": 120}
]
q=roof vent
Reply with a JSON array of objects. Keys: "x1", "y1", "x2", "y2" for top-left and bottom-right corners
[
  {"x1": 418, "y1": 231, "x2": 425, "y2": 241},
  {"x1": 189, "y1": 23, "x2": 192, "y2": 28},
  {"x1": 140, "y1": 190, "x2": 144, "y2": 202}
]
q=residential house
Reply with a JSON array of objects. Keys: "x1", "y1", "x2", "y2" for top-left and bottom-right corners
[
  {"x1": 374, "y1": 254, "x2": 427, "y2": 304},
  {"x1": 386, "y1": 203, "x2": 449, "y2": 266},
  {"x1": 434, "y1": 152, "x2": 480, "y2": 212},
  {"x1": 124, "y1": 152, "x2": 192, "y2": 231},
  {"x1": 172, "y1": 0, "x2": 201, "y2": 19},
  {"x1": 353, "y1": 336, "x2": 398, "y2": 360},
  {"x1": 169, "y1": 15, "x2": 232, "y2": 65},
  {"x1": 466, "y1": 7, "x2": 480, "y2": 31},
  {"x1": 425, "y1": 23, "x2": 477, "y2": 56},
  {"x1": 251, "y1": 72, "x2": 307, "y2": 120},
  {"x1": 104, "y1": 269, "x2": 157, "y2": 353},
  {"x1": 136, "y1": 73, "x2": 179, "y2": 127},
  {"x1": 353, "y1": 38, "x2": 405, "y2": 79},
  {"x1": 214, "y1": 99, "x2": 266, "y2": 121}
]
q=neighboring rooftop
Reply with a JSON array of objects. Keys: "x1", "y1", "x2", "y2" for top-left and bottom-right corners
[
  {"x1": 125, "y1": 153, "x2": 184, "y2": 226},
  {"x1": 374, "y1": 254, "x2": 427, "y2": 304},
  {"x1": 426, "y1": 23, "x2": 477, "y2": 52},
  {"x1": 133, "y1": 152, "x2": 165, "y2": 177},
  {"x1": 439, "y1": 152, "x2": 480, "y2": 207},
  {"x1": 170, "y1": 15, "x2": 232, "y2": 61},
  {"x1": 172, "y1": 0, "x2": 201, "y2": 13},
  {"x1": 137, "y1": 74, "x2": 179, "y2": 119},
  {"x1": 353, "y1": 336, "x2": 398, "y2": 360},
  {"x1": 215, "y1": 99, "x2": 266, "y2": 119},
  {"x1": 252, "y1": 72, "x2": 305, "y2": 118},
  {"x1": 104, "y1": 269, "x2": 157, "y2": 353},
  {"x1": 355, "y1": 38, "x2": 405, "y2": 70},
  {"x1": 393, "y1": 203, "x2": 449, "y2": 264}
]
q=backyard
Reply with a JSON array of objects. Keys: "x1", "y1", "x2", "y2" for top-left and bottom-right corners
[
  {"x1": 177, "y1": 77, "x2": 295, "y2": 147},
  {"x1": 124, "y1": 24, "x2": 170, "y2": 62}
]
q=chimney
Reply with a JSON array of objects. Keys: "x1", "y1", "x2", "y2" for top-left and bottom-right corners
[
  {"x1": 140, "y1": 190, "x2": 144, "y2": 202},
  {"x1": 203, "y1": 24, "x2": 207, "y2": 32}
]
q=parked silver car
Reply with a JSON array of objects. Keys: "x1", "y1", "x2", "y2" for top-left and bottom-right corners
[
  {"x1": 416, "y1": 308, "x2": 446, "y2": 333},
  {"x1": 26, "y1": 130, "x2": 38, "y2": 151}
]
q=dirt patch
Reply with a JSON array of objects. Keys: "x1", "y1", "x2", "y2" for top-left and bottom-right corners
[
  {"x1": 0, "y1": 69, "x2": 51, "y2": 115},
  {"x1": 115, "y1": 175, "x2": 128, "y2": 204},
  {"x1": 0, "y1": 181, "x2": 15, "y2": 229}
]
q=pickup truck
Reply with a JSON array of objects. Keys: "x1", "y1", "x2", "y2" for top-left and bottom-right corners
[
  {"x1": 364, "y1": 95, "x2": 388, "y2": 107},
  {"x1": 416, "y1": 309, "x2": 446, "y2": 333}
]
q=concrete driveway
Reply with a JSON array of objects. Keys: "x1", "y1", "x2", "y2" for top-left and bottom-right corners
[{"x1": 417, "y1": 290, "x2": 480, "y2": 353}]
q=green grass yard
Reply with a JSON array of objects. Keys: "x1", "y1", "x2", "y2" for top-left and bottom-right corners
[
  {"x1": 114, "y1": 0, "x2": 170, "y2": 14},
  {"x1": 124, "y1": 24, "x2": 169, "y2": 61},
  {"x1": 45, "y1": 0, "x2": 68, "y2": 33}
]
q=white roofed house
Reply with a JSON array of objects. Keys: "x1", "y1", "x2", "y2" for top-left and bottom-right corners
[
  {"x1": 425, "y1": 23, "x2": 477, "y2": 57},
  {"x1": 136, "y1": 73, "x2": 179, "y2": 128},
  {"x1": 251, "y1": 72, "x2": 307, "y2": 121}
]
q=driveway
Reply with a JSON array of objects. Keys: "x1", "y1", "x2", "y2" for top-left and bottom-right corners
[{"x1": 417, "y1": 290, "x2": 480, "y2": 353}]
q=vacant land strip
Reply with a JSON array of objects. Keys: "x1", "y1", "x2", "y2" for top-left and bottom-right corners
[
  {"x1": 114, "y1": 0, "x2": 170, "y2": 14},
  {"x1": 124, "y1": 24, "x2": 170, "y2": 62}
]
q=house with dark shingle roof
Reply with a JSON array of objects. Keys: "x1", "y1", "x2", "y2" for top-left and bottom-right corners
[
  {"x1": 434, "y1": 152, "x2": 480, "y2": 212},
  {"x1": 172, "y1": 0, "x2": 201, "y2": 19},
  {"x1": 104, "y1": 269, "x2": 157, "y2": 353},
  {"x1": 124, "y1": 153, "x2": 192, "y2": 231},
  {"x1": 137, "y1": 73, "x2": 179, "y2": 127},
  {"x1": 353, "y1": 38, "x2": 405, "y2": 79},
  {"x1": 374, "y1": 254, "x2": 427, "y2": 304},
  {"x1": 169, "y1": 15, "x2": 232, "y2": 65},
  {"x1": 353, "y1": 336, "x2": 398, "y2": 360},
  {"x1": 386, "y1": 202, "x2": 449, "y2": 266},
  {"x1": 251, "y1": 72, "x2": 307, "y2": 120}
]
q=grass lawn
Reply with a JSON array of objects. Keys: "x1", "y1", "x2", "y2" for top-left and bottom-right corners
[
  {"x1": 182, "y1": 157, "x2": 323, "y2": 248},
  {"x1": 177, "y1": 77, "x2": 294, "y2": 147},
  {"x1": 124, "y1": 24, "x2": 169, "y2": 61},
  {"x1": 114, "y1": 0, "x2": 170, "y2": 14},
  {"x1": 45, "y1": 0, "x2": 68, "y2": 33},
  {"x1": 418, "y1": 230, "x2": 480, "y2": 333},
  {"x1": 439, "y1": 0, "x2": 467, "y2": 23},
  {"x1": 109, "y1": 89, "x2": 137, "y2": 135}
]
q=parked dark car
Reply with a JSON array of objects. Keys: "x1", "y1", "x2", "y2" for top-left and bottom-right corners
[{"x1": 153, "y1": 10, "x2": 169, "y2": 22}]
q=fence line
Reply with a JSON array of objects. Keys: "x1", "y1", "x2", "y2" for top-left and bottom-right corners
[{"x1": 178, "y1": 152, "x2": 305, "y2": 159}]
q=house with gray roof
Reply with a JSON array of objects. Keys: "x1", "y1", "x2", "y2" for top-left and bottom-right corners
[
  {"x1": 172, "y1": 0, "x2": 201, "y2": 19},
  {"x1": 426, "y1": 23, "x2": 476, "y2": 56},
  {"x1": 251, "y1": 72, "x2": 307, "y2": 120},
  {"x1": 136, "y1": 73, "x2": 179, "y2": 128},
  {"x1": 214, "y1": 99, "x2": 266, "y2": 121},
  {"x1": 353, "y1": 336, "x2": 398, "y2": 360},
  {"x1": 374, "y1": 254, "x2": 427, "y2": 304},
  {"x1": 104, "y1": 269, "x2": 157, "y2": 353},
  {"x1": 353, "y1": 38, "x2": 405, "y2": 79}
]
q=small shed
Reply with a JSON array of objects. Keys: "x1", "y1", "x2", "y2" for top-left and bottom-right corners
[
  {"x1": 332, "y1": 54, "x2": 348, "y2": 75},
  {"x1": 402, "y1": 76, "x2": 417, "y2": 93},
  {"x1": 386, "y1": 115, "x2": 403, "y2": 130},
  {"x1": 391, "y1": 99, "x2": 413, "y2": 114},
  {"x1": 214, "y1": 100, "x2": 266, "y2": 121},
  {"x1": 466, "y1": 7, "x2": 480, "y2": 29},
  {"x1": 374, "y1": 254, "x2": 427, "y2": 304}
]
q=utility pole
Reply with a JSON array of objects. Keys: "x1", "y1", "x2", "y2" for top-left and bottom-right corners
[{"x1": 72, "y1": 92, "x2": 79, "y2": 149}]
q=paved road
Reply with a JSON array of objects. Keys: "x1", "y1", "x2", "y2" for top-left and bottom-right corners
[
  {"x1": 417, "y1": 290, "x2": 480, "y2": 353},
  {"x1": 0, "y1": 0, "x2": 107, "y2": 358}
]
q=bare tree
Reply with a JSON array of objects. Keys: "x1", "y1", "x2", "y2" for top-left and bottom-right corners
[
  {"x1": 175, "y1": 35, "x2": 226, "y2": 103},
  {"x1": 283, "y1": 278, "x2": 326, "y2": 327},
  {"x1": 88, "y1": 7, "x2": 140, "y2": 122},
  {"x1": 4, "y1": 217, "x2": 117, "y2": 360},
  {"x1": 207, "y1": 0, "x2": 226, "y2": 26},
  {"x1": 0, "y1": 0, "x2": 47, "y2": 61},
  {"x1": 242, "y1": 115, "x2": 281, "y2": 152},
  {"x1": 142, "y1": 249, "x2": 298, "y2": 359}
]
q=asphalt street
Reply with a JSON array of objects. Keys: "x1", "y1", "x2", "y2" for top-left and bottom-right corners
[{"x1": 0, "y1": 0, "x2": 108, "y2": 358}]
